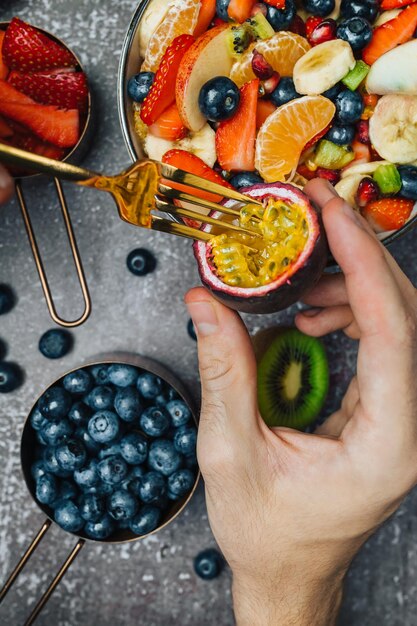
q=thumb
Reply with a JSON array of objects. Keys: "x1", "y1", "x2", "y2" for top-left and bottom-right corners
[{"x1": 185, "y1": 287, "x2": 260, "y2": 439}]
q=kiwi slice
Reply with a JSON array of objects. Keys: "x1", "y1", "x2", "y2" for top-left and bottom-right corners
[
  {"x1": 226, "y1": 24, "x2": 253, "y2": 58},
  {"x1": 257, "y1": 328, "x2": 329, "y2": 429}
]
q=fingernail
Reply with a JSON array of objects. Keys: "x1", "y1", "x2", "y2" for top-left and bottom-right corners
[
  {"x1": 186, "y1": 300, "x2": 219, "y2": 337},
  {"x1": 341, "y1": 201, "x2": 364, "y2": 227},
  {"x1": 302, "y1": 308, "x2": 321, "y2": 317}
]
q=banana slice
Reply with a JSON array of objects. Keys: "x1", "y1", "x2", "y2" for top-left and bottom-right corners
[
  {"x1": 177, "y1": 124, "x2": 216, "y2": 167},
  {"x1": 138, "y1": 0, "x2": 172, "y2": 59},
  {"x1": 366, "y1": 40, "x2": 417, "y2": 96},
  {"x1": 335, "y1": 175, "x2": 363, "y2": 209},
  {"x1": 341, "y1": 160, "x2": 390, "y2": 179},
  {"x1": 293, "y1": 40, "x2": 356, "y2": 95},
  {"x1": 144, "y1": 134, "x2": 175, "y2": 161},
  {"x1": 369, "y1": 95, "x2": 417, "y2": 164}
]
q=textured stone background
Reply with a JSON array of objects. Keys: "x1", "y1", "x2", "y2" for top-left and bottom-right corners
[{"x1": 0, "y1": 1, "x2": 417, "y2": 624}]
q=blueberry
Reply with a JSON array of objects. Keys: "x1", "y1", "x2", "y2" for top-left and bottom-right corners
[
  {"x1": 337, "y1": 17, "x2": 372, "y2": 50},
  {"x1": 74, "y1": 459, "x2": 99, "y2": 489},
  {"x1": 185, "y1": 453, "x2": 198, "y2": 470},
  {"x1": 108, "y1": 364, "x2": 139, "y2": 388},
  {"x1": 38, "y1": 386, "x2": 72, "y2": 420},
  {"x1": 114, "y1": 387, "x2": 143, "y2": 422},
  {"x1": 0, "y1": 362, "x2": 23, "y2": 393},
  {"x1": 167, "y1": 469, "x2": 195, "y2": 499},
  {"x1": 98, "y1": 441, "x2": 122, "y2": 460},
  {"x1": 31, "y1": 460, "x2": 47, "y2": 481},
  {"x1": 216, "y1": 0, "x2": 231, "y2": 21},
  {"x1": 301, "y1": 0, "x2": 335, "y2": 16},
  {"x1": 139, "y1": 406, "x2": 170, "y2": 438},
  {"x1": 132, "y1": 471, "x2": 166, "y2": 504},
  {"x1": 194, "y1": 549, "x2": 225, "y2": 580},
  {"x1": 36, "y1": 473, "x2": 58, "y2": 505},
  {"x1": 74, "y1": 426, "x2": 101, "y2": 455},
  {"x1": 43, "y1": 446, "x2": 71, "y2": 477},
  {"x1": 323, "y1": 82, "x2": 342, "y2": 101},
  {"x1": 187, "y1": 319, "x2": 197, "y2": 341},
  {"x1": 325, "y1": 124, "x2": 355, "y2": 146},
  {"x1": 59, "y1": 480, "x2": 78, "y2": 501},
  {"x1": 98, "y1": 455, "x2": 128, "y2": 485},
  {"x1": 126, "y1": 248, "x2": 156, "y2": 276},
  {"x1": 129, "y1": 505, "x2": 161, "y2": 536},
  {"x1": 127, "y1": 71, "x2": 154, "y2": 103},
  {"x1": 84, "y1": 385, "x2": 115, "y2": 411},
  {"x1": 0, "y1": 338, "x2": 6, "y2": 360},
  {"x1": 84, "y1": 514, "x2": 115, "y2": 540},
  {"x1": 173, "y1": 425, "x2": 197, "y2": 456},
  {"x1": 166, "y1": 399, "x2": 191, "y2": 428},
  {"x1": 89, "y1": 364, "x2": 110, "y2": 385},
  {"x1": 85, "y1": 481, "x2": 114, "y2": 497},
  {"x1": 63, "y1": 369, "x2": 93, "y2": 395},
  {"x1": 120, "y1": 433, "x2": 148, "y2": 465},
  {"x1": 198, "y1": 77, "x2": 240, "y2": 122},
  {"x1": 55, "y1": 439, "x2": 87, "y2": 471},
  {"x1": 0, "y1": 284, "x2": 15, "y2": 315},
  {"x1": 340, "y1": 0, "x2": 378, "y2": 22},
  {"x1": 68, "y1": 401, "x2": 91, "y2": 426},
  {"x1": 266, "y1": 0, "x2": 296, "y2": 29},
  {"x1": 40, "y1": 418, "x2": 73, "y2": 446},
  {"x1": 229, "y1": 172, "x2": 264, "y2": 189},
  {"x1": 335, "y1": 89, "x2": 364, "y2": 124},
  {"x1": 148, "y1": 440, "x2": 183, "y2": 476},
  {"x1": 88, "y1": 410, "x2": 120, "y2": 444},
  {"x1": 30, "y1": 406, "x2": 47, "y2": 431},
  {"x1": 54, "y1": 499, "x2": 84, "y2": 533},
  {"x1": 107, "y1": 489, "x2": 139, "y2": 521},
  {"x1": 38, "y1": 329, "x2": 73, "y2": 359},
  {"x1": 270, "y1": 77, "x2": 299, "y2": 107},
  {"x1": 121, "y1": 465, "x2": 146, "y2": 491},
  {"x1": 79, "y1": 493, "x2": 106, "y2": 522},
  {"x1": 137, "y1": 373, "x2": 163, "y2": 399},
  {"x1": 398, "y1": 166, "x2": 417, "y2": 200}
]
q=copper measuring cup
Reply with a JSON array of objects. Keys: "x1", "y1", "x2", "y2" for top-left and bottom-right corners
[
  {"x1": 0, "y1": 353, "x2": 200, "y2": 626},
  {"x1": 1, "y1": 21, "x2": 94, "y2": 328}
]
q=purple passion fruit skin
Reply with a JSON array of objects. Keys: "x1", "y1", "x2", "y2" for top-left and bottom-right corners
[{"x1": 193, "y1": 183, "x2": 329, "y2": 315}]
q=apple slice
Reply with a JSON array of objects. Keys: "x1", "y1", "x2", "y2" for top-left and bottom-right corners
[
  {"x1": 176, "y1": 25, "x2": 233, "y2": 132},
  {"x1": 366, "y1": 40, "x2": 417, "y2": 95}
]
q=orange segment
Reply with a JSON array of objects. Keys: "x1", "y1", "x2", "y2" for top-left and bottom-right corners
[
  {"x1": 230, "y1": 32, "x2": 310, "y2": 87},
  {"x1": 255, "y1": 96, "x2": 336, "y2": 182},
  {"x1": 141, "y1": 0, "x2": 201, "y2": 72}
]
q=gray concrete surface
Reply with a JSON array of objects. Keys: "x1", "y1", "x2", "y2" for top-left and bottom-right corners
[{"x1": 0, "y1": 1, "x2": 417, "y2": 624}]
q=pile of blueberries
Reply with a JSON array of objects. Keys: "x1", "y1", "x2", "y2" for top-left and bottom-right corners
[{"x1": 30, "y1": 363, "x2": 198, "y2": 541}]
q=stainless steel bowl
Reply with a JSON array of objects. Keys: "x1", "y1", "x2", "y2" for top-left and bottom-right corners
[{"x1": 117, "y1": 1, "x2": 417, "y2": 248}]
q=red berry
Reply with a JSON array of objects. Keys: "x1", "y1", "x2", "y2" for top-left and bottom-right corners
[
  {"x1": 309, "y1": 19, "x2": 337, "y2": 46},
  {"x1": 316, "y1": 168, "x2": 340, "y2": 185},
  {"x1": 306, "y1": 16, "x2": 323, "y2": 40},
  {"x1": 250, "y1": 2, "x2": 268, "y2": 16},
  {"x1": 288, "y1": 15, "x2": 306, "y2": 37},
  {"x1": 356, "y1": 177, "x2": 379, "y2": 208},
  {"x1": 252, "y1": 50, "x2": 274, "y2": 80},
  {"x1": 262, "y1": 71, "x2": 281, "y2": 95},
  {"x1": 356, "y1": 120, "x2": 370, "y2": 145}
]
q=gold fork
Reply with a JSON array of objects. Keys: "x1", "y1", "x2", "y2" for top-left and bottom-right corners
[{"x1": 0, "y1": 144, "x2": 262, "y2": 241}]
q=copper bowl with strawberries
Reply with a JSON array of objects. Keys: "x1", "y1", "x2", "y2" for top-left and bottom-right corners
[{"x1": 0, "y1": 17, "x2": 94, "y2": 176}]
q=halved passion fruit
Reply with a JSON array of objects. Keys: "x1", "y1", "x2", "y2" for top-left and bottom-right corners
[{"x1": 193, "y1": 183, "x2": 328, "y2": 314}]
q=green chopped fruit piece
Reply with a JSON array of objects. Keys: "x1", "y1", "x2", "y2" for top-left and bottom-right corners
[
  {"x1": 226, "y1": 24, "x2": 253, "y2": 58},
  {"x1": 314, "y1": 140, "x2": 355, "y2": 170},
  {"x1": 342, "y1": 60, "x2": 370, "y2": 91},
  {"x1": 247, "y1": 13, "x2": 275, "y2": 40},
  {"x1": 373, "y1": 163, "x2": 402, "y2": 195}
]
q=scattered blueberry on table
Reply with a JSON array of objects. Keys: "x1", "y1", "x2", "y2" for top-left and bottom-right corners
[
  {"x1": 126, "y1": 248, "x2": 156, "y2": 276},
  {"x1": 29, "y1": 363, "x2": 198, "y2": 540},
  {"x1": 0, "y1": 361, "x2": 24, "y2": 393},
  {"x1": 0, "y1": 338, "x2": 7, "y2": 361},
  {"x1": 39, "y1": 328, "x2": 73, "y2": 359},
  {"x1": 194, "y1": 548, "x2": 225, "y2": 580},
  {"x1": 0, "y1": 284, "x2": 15, "y2": 315}
]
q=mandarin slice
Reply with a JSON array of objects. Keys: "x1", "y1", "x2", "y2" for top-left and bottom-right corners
[
  {"x1": 230, "y1": 32, "x2": 310, "y2": 87},
  {"x1": 255, "y1": 96, "x2": 335, "y2": 182},
  {"x1": 141, "y1": 0, "x2": 201, "y2": 72}
]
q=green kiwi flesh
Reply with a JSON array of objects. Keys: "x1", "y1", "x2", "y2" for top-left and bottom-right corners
[{"x1": 257, "y1": 328, "x2": 329, "y2": 429}]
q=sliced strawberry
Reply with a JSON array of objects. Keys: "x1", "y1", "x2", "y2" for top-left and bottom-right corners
[
  {"x1": 194, "y1": 0, "x2": 217, "y2": 36},
  {"x1": 148, "y1": 103, "x2": 188, "y2": 141},
  {"x1": 0, "y1": 116, "x2": 13, "y2": 138},
  {"x1": 228, "y1": 0, "x2": 257, "y2": 22},
  {"x1": 162, "y1": 149, "x2": 233, "y2": 203},
  {"x1": 264, "y1": 0, "x2": 286, "y2": 7},
  {"x1": 0, "y1": 32, "x2": 9, "y2": 80},
  {"x1": 141, "y1": 34, "x2": 195, "y2": 126},
  {"x1": 216, "y1": 78, "x2": 259, "y2": 171},
  {"x1": 362, "y1": 4, "x2": 417, "y2": 65},
  {"x1": 8, "y1": 70, "x2": 88, "y2": 111},
  {"x1": 362, "y1": 198, "x2": 414, "y2": 231},
  {"x1": 256, "y1": 99, "x2": 276, "y2": 129},
  {"x1": 380, "y1": 0, "x2": 416, "y2": 8},
  {"x1": 0, "y1": 79, "x2": 36, "y2": 104},
  {"x1": 0, "y1": 100, "x2": 79, "y2": 147},
  {"x1": 12, "y1": 131, "x2": 66, "y2": 160}
]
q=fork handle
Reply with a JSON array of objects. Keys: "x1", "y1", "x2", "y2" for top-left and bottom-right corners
[{"x1": 0, "y1": 143, "x2": 100, "y2": 181}]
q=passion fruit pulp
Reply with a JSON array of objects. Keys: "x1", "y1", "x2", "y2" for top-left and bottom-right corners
[{"x1": 193, "y1": 183, "x2": 328, "y2": 314}]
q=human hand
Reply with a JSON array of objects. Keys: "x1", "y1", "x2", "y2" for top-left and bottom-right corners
[
  {"x1": 0, "y1": 164, "x2": 13, "y2": 204},
  {"x1": 185, "y1": 179, "x2": 417, "y2": 626}
]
